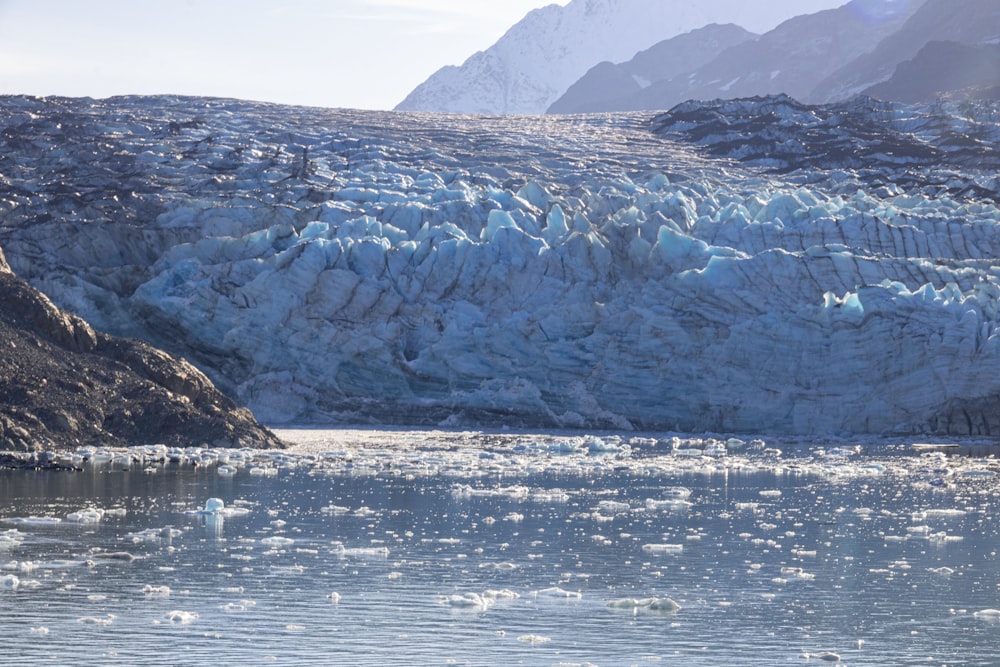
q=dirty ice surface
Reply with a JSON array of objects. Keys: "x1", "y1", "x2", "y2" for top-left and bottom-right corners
[{"x1": 2, "y1": 429, "x2": 1000, "y2": 666}]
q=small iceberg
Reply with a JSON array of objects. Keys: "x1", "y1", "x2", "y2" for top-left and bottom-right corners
[
  {"x1": 441, "y1": 592, "x2": 493, "y2": 611},
  {"x1": 535, "y1": 586, "x2": 582, "y2": 599},
  {"x1": 164, "y1": 610, "x2": 199, "y2": 624},
  {"x1": 607, "y1": 597, "x2": 681, "y2": 614},
  {"x1": 642, "y1": 543, "x2": 684, "y2": 555},
  {"x1": 187, "y1": 498, "x2": 250, "y2": 517}
]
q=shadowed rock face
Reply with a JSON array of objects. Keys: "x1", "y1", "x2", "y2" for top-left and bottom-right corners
[{"x1": 0, "y1": 245, "x2": 283, "y2": 451}]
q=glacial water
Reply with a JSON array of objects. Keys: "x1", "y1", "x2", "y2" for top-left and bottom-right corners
[{"x1": 3, "y1": 429, "x2": 1000, "y2": 666}]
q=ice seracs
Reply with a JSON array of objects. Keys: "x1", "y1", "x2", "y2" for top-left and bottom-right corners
[{"x1": 6, "y1": 95, "x2": 1000, "y2": 436}]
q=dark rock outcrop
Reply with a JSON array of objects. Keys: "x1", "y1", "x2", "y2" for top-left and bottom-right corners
[{"x1": 0, "y1": 245, "x2": 283, "y2": 451}]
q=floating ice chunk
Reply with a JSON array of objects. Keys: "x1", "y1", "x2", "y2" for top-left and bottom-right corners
[
  {"x1": 90, "y1": 551, "x2": 137, "y2": 561},
  {"x1": 663, "y1": 487, "x2": 692, "y2": 499},
  {"x1": 78, "y1": 614, "x2": 115, "y2": 626},
  {"x1": 189, "y1": 498, "x2": 250, "y2": 517},
  {"x1": 703, "y1": 441, "x2": 726, "y2": 457},
  {"x1": 607, "y1": 597, "x2": 681, "y2": 614},
  {"x1": 217, "y1": 465, "x2": 237, "y2": 477},
  {"x1": 780, "y1": 567, "x2": 815, "y2": 580},
  {"x1": 261, "y1": 536, "x2": 295, "y2": 547},
  {"x1": 974, "y1": 609, "x2": 1000, "y2": 620},
  {"x1": 482, "y1": 589, "x2": 519, "y2": 601},
  {"x1": 0, "y1": 574, "x2": 19, "y2": 588},
  {"x1": 536, "y1": 587, "x2": 581, "y2": 599},
  {"x1": 0, "y1": 529, "x2": 24, "y2": 549},
  {"x1": 442, "y1": 592, "x2": 493, "y2": 610},
  {"x1": 332, "y1": 544, "x2": 389, "y2": 559},
  {"x1": 142, "y1": 585, "x2": 171, "y2": 597},
  {"x1": 164, "y1": 610, "x2": 199, "y2": 624},
  {"x1": 642, "y1": 544, "x2": 683, "y2": 555},
  {"x1": 30, "y1": 627, "x2": 48, "y2": 635},
  {"x1": 66, "y1": 508, "x2": 104, "y2": 524},
  {"x1": 758, "y1": 490, "x2": 782, "y2": 498},
  {"x1": 800, "y1": 652, "x2": 841, "y2": 662},
  {"x1": 2, "y1": 516, "x2": 63, "y2": 527},
  {"x1": 517, "y1": 634, "x2": 550, "y2": 644},
  {"x1": 328, "y1": 592, "x2": 341, "y2": 603},
  {"x1": 645, "y1": 498, "x2": 693, "y2": 511},
  {"x1": 597, "y1": 500, "x2": 630, "y2": 514},
  {"x1": 928, "y1": 567, "x2": 955, "y2": 576},
  {"x1": 128, "y1": 527, "x2": 182, "y2": 543},
  {"x1": 202, "y1": 498, "x2": 225, "y2": 513}
]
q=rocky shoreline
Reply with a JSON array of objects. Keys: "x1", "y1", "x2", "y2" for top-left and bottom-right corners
[{"x1": 0, "y1": 245, "x2": 283, "y2": 452}]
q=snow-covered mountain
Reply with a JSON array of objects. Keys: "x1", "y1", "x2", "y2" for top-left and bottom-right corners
[
  {"x1": 4, "y1": 95, "x2": 1000, "y2": 436},
  {"x1": 549, "y1": 0, "x2": 921, "y2": 114},
  {"x1": 395, "y1": 0, "x2": 845, "y2": 115},
  {"x1": 547, "y1": 24, "x2": 757, "y2": 114}
]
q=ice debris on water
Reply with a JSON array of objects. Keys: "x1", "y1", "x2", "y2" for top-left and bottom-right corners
[
  {"x1": 607, "y1": 597, "x2": 681, "y2": 614},
  {"x1": 78, "y1": 614, "x2": 116, "y2": 626},
  {"x1": 517, "y1": 634, "x2": 551, "y2": 644},
  {"x1": 441, "y1": 592, "x2": 493, "y2": 611},
  {"x1": 642, "y1": 543, "x2": 684, "y2": 555},
  {"x1": 163, "y1": 610, "x2": 199, "y2": 624},
  {"x1": 187, "y1": 498, "x2": 251, "y2": 517},
  {"x1": 535, "y1": 587, "x2": 582, "y2": 599}
]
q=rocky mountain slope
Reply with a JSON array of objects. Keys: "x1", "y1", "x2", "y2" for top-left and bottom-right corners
[
  {"x1": 4, "y1": 95, "x2": 1000, "y2": 436},
  {"x1": 395, "y1": 0, "x2": 844, "y2": 115},
  {"x1": 0, "y1": 244, "x2": 282, "y2": 451},
  {"x1": 812, "y1": 0, "x2": 1000, "y2": 102},
  {"x1": 862, "y1": 40, "x2": 1000, "y2": 103},
  {"x1": 547, "y1": 23, "x2": 756, "y2": 114},
  {"x1": 550, "y1": 0, "x2": 921, "y2": 113}
]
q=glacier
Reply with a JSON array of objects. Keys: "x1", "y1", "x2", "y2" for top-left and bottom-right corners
[{"x1": 3, "y1": 94, "x2": 1000, "y2": 435}]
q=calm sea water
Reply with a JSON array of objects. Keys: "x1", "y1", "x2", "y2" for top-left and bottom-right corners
[{"x1": 2, "y1": 429, "x2": 999, "y2": 666}]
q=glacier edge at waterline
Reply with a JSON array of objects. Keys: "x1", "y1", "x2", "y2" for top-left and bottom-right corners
[{"x1": 2, "y1": 95, "x2": 1000, "y2": 435}]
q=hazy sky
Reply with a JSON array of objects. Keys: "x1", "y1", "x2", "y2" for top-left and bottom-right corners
[{"x1": 0, "y1": 0, "x2": 848, "y2": 110}]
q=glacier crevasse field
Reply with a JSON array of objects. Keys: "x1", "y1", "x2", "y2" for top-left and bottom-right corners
[{"x1": 2, "y1": 95, "x2": 1000, "y2": 434}]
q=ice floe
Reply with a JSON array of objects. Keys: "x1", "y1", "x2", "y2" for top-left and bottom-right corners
[{"x1": 607, "y1": 597, "x2": 681, "y2": 614}]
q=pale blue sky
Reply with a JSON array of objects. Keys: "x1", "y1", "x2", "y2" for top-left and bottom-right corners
[{"x1": 0, "y1": 0, "x2": 848, "y2": 110}]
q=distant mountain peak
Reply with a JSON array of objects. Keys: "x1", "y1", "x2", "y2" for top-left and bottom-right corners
[{"x1": 395, "y1": 0, "x2": 847, "y2": 115}]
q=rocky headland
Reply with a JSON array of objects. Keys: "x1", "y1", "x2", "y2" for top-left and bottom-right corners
[{"x1": 0, "y1": 244, "x2": 282, "y2": 452}]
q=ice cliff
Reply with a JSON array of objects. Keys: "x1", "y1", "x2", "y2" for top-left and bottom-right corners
[{"x1": 3, "y1": 94, "x2": 1000, "y2": 435}]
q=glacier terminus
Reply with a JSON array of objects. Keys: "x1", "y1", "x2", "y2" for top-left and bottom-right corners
[{"x1": 2, "y1": 94, "x2": 1000, "y2": 436}]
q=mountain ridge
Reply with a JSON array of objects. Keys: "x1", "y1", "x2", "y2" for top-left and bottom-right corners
[{"x1": 396, "y1": 0, "x2": 845, "y2": 115}]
